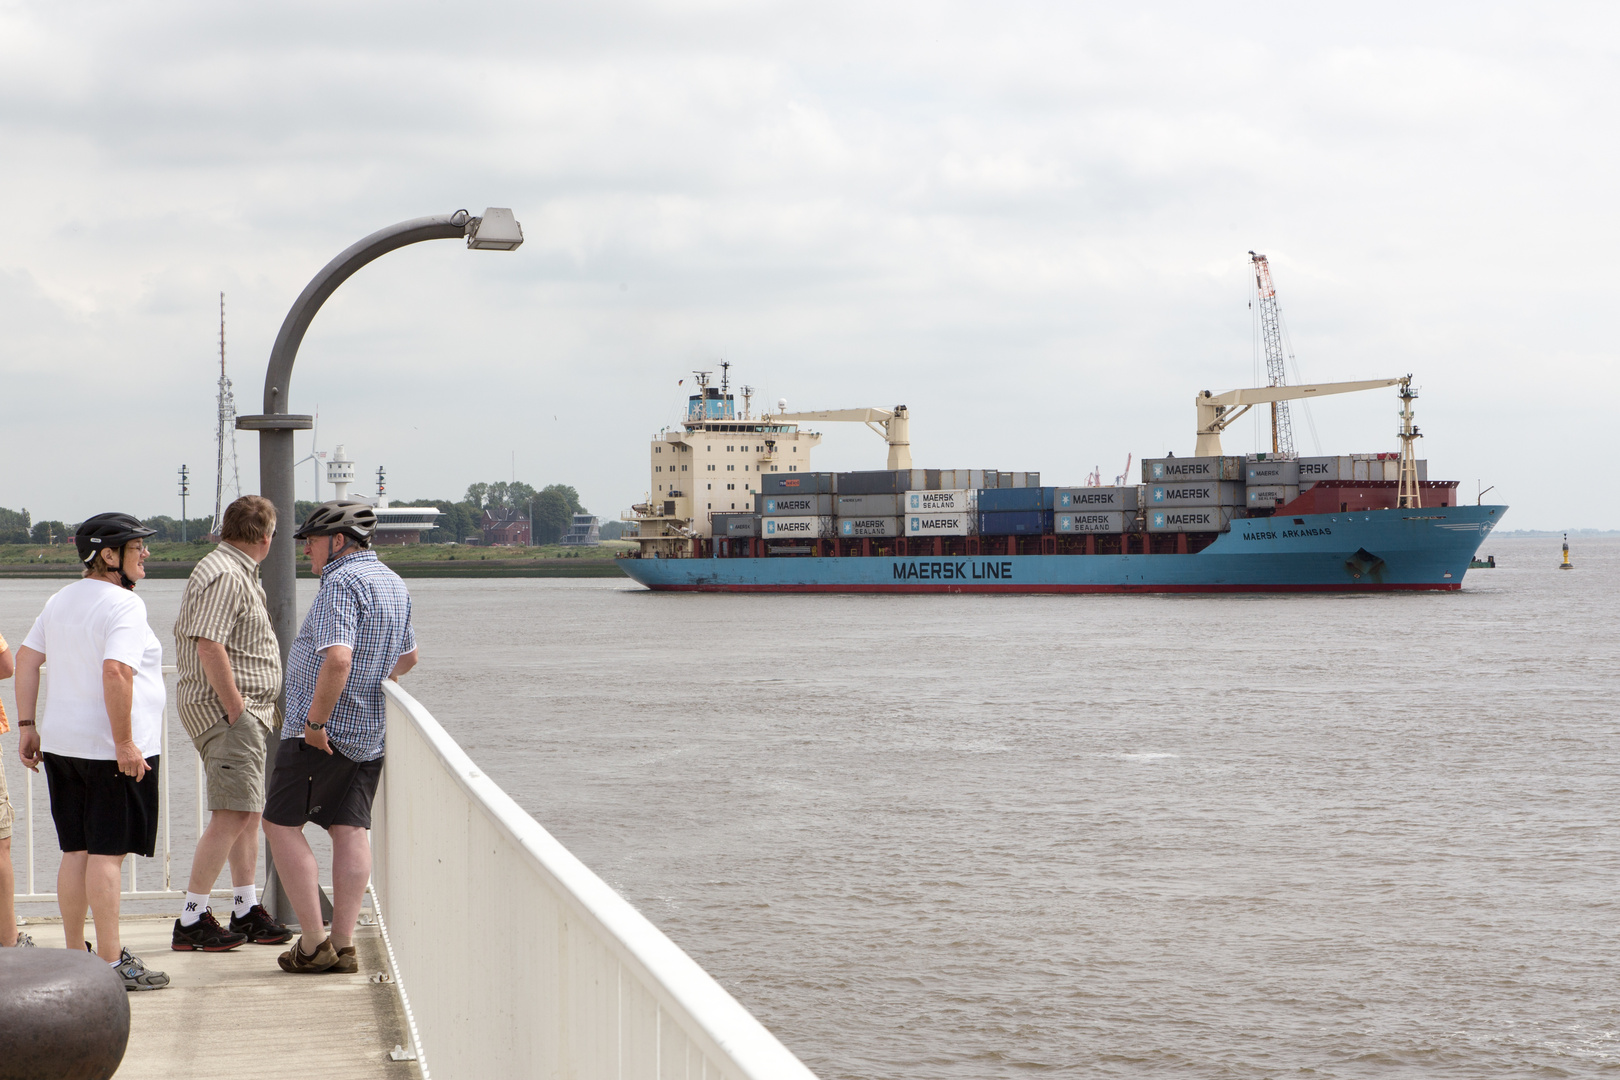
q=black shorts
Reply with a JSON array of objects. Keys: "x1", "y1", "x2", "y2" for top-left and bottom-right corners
[
  {"x1": 43, "y1": 753, "x2": 161, "y2": 858},
  {"x1": 263, "y1": 739, "x2": 384, "y2": 830}
]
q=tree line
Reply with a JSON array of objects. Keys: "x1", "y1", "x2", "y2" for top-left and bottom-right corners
[{"x1": 3, "y1": 480, "x2": 622, "y2": 547}]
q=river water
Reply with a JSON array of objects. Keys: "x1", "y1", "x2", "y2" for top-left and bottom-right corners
[{"x1": 2, "y1": 535, "x2": 1615, "y2": 1077}]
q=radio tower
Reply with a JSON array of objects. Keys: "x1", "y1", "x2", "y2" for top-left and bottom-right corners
[
  {"x1": 1249, "y1": 252, "x2": 1295, "y2": 457},
  {"x1": 210, "y1": 293, "x2": 242, "y2": 536}
]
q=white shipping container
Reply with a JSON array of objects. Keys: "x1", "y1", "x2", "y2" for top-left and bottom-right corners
[
  {"x1": 762, "y1": 515, "x2": 835, "y2": 539},
  {"x1": 1245, "y1": 485, "x2": 1301, "y2": 508},
  {"x1": 1149, "y1": 481, "x2": 1244, "y2": 507},
  {"x1": 904, "y1": 511, "x2": 975, "y2": 536},
  {"x1": 1148, "y1": 507, "x2": 1234, "y2": 533},
  {"x1": 839, "y1": 516, "x2": 901, "y2": 538},
  {"x1": 1054, "y1": 486, "x2": 1138, "y2": 511},
  {"x1": 1144, "y1": 456, "x2": 1244, "y2": 482},
  {"x1": 1055, "y1": 511, "x2": 1129, "y2": 534},
  {"x1": 903, "y1": 489, "x2": 975, "y2": 513},
  {"x1": 1297, "y1": 456, "x2": 1351, "y2": 482}
]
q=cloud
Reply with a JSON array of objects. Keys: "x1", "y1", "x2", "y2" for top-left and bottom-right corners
[{"x1": 0, "y1": 0, "x2": 1614, "y2": 527}]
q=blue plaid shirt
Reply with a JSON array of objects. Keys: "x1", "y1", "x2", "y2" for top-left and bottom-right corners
[{"x1": 283, "y1": 549, "x2": 416, "y2": 762}]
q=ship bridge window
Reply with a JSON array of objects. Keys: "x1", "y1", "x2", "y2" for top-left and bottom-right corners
[{"x1": 682, "y1": 465, "x2": 687, "y2": 471}]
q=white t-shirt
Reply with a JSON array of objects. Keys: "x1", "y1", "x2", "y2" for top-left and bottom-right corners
[{"x1": 22, "y1": 579, "x2": 165, "y2": 760}]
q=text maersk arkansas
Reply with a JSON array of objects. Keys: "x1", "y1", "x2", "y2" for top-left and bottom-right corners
[{"x1": 617, "y1": 369, "x2": 1505, "y2": 593}]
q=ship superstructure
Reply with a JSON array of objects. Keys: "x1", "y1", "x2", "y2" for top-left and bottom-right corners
[{"x1": 627, "y1": 366, "x2": 824, "y2": 555}]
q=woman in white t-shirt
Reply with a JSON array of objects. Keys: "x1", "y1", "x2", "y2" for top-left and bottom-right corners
[{"x1": 14, "y1": 512, "x2": 170, "y2": 990}]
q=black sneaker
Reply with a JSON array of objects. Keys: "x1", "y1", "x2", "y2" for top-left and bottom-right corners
[
  {"x1": 171, "y1": 910, "x2": 249, "y2": 952},
  {"x1": 112, "y1": 947, "x2": 170, "y2": 991},
  {"x1": 230, "y1": 904, "x2": 294, "y2": 945}
]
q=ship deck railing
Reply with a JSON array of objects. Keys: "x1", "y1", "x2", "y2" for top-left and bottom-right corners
[{"x1": 372, "y1": 681, "x2": 818, "y2": 1079}]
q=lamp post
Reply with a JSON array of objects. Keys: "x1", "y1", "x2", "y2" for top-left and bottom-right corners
[{"x1": 235, "y1": 208, "x2": 524, "y2": 919}]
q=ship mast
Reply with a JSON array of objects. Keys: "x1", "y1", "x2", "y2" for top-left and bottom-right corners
[
  {"x1": 211, "y1": 292, "x2": 242, "y2": 536},
  {"x1": 1250, "y1": 252, "x2": 1295, "y2": 457}
]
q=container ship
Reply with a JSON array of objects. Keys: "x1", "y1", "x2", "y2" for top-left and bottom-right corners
[{"x1": 617, "y1": 367, "x2": 1504, "y2": 593}]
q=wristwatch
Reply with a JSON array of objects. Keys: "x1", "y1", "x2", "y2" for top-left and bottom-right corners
[{"x1": 306, "y1": 720, "x2": 327, "y2": 730}]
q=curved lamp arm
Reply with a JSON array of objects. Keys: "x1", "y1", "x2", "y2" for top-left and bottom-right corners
[{"x1": 260, "y1": 212, "x2": 471, "y2": 414}]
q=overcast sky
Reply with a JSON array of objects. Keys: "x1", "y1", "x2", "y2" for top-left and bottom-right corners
[{"x1": 2, "y1": 2, "x2": 1614, "y2": 530}]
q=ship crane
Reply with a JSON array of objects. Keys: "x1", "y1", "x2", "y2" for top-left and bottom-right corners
[
  {"x1": 770, "y1": 405, "x2": 912, "y2": 469},
  {"x1": 1250, "y1": 252, "x2": 1299, "y2": 456},
  {"x1": 1194, "y1": 378, "x2": 1404, "y2": 457}
]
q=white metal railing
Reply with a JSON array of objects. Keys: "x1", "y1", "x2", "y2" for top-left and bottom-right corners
[
  {"x1": 17, "y1": 665, "x2": 235, "y2": 905},
  {"x1": 373, "y1": 682, "x2": 818, "y2": 1080}
]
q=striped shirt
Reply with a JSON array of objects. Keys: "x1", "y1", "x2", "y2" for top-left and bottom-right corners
[
  {"x1": 282, "y1": 549, "x2": 415, "y2": 762},
  {"x1": 174, "y1": 542, "x2": 283, "y2": 740}
]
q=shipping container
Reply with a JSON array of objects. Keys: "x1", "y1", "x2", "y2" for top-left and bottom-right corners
[
  {"x1": 1147, "y1": 507, "x2": 1234, "y2": 533},
  {"x1": 903, "y1": 511, "x2": 975, "y2": 536},
  {"x1": 977, "y1": 487, "x2": 1055, "y2": 513},
  {"x1": 763, "y1": 493, "x2": 834, "y2": 516},
  {"x1": 1054, "y1": 486, "x2": 1138, "y2": 511},
  {"x1": 837, "y1": 470, "x2": 913, "y2": 495},
  {"x1": 711, "y1": 513, "x2": 760, "y2": 537},
  {"x1": 924, "y1": 469, "x2": 942, "y2": 490},
  {"x1": 1143, "y1": 456, "x2": 1244, "y2": 483},
  {"x1": 1244, "y1": 458, "x2": 1301, "y2": 485},
  {"x1": 903, "y1": 489, "x2": 975, "y2": 513},
  {"x1": 836, "y1": 493, "x2": 902, "y2": 516},
  {"x1": 1148, "y1": 481, "x2": 1244, "y2": 507},
  {"x1": 1296, "y1": 456, "x2": 1351, "y2": 483},
  {"x1": 1055, "y1": 511, "x2": 1129, "y2": 534},
  {"x1": 979, "y1": 510, "x2": 1053, "y2": 535},
  {"x1": 838, "y1": 516, "x2": 901, "y2": 538},
  {"x1": 1010, "y1": 471, "x2": 1041, "y2": 488},
  {"x1": 1245, "y1": 485, "x2": 1301, "y2": 508},
  {"x1": 761, "y1": 515, "x2": 835, "y2": 539},
  {"x1": 762, "y1": 472, "x2": 837, "y2": 494}
]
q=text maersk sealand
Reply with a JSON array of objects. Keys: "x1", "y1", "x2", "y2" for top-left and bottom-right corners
[{"x1": 617, "y1": 369, "x2": 1505, "y2": 594}]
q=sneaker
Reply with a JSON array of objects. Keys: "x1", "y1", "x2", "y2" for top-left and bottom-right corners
[
  {"x1": 230, "y1": 904, "x2": 294, "y2": 945},
  {"x1": 5, "y1": 932, "x2": 35, "y2": 948},
  {"x1": 329, "y1": 945, "x2": 358, "y2": 974},
  {"x1": 112, "y1": 947, "x2": 170, "y2": 991},
  {"x1": 172, "y1": 910, "x2": 249, "y2": 952},
  {"x1": 277, "y1": 934, "x2": 338, "y2": 973}
]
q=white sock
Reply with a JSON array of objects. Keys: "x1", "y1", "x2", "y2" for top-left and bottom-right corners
[
  {"x1": 233, "y1": 885, "x2": 257, "y2": 919},
  {"x1": 180, "y1": 891, "x2": 210, "y2": 927}
]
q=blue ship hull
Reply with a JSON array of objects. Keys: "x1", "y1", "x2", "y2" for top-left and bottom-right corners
[{"x1": 619, "y1": 505, "x2": 1506, "y2": 593}]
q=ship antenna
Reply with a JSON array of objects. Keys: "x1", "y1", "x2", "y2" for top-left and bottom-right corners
[
  {"x1": 741, "y1": 384, "x2": 754, "y2": 420},
  {"x1": 694, "y1": 370, "x2": 711, "y2": 389},
  {"x1": 719, "y1": 360, "x2": 730, "y2": 394}
]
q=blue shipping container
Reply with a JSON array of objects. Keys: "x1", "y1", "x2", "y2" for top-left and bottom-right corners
[
  {"x1": 979, "y1": 510, "x2": 1053, "y2": 535},
  {"x1": 976, "y1": 487, "x2": 1054, "y2": 513}
]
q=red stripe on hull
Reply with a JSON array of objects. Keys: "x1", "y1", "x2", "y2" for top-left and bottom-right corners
[{"x1": 636, "y1": 582, "x2": 1462, "y2": 594}]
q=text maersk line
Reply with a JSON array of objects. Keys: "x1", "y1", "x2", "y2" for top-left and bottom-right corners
[{"x1": 891, "y1": 559, "x2": 1017, "y2": 580}]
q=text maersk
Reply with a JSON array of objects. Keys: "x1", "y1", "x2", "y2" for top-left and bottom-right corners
[
  {"x1": 1240, "y1": 526, "x2": 1334, "y2": 540},
  {"x1": 891, "y1": 559, "x2": 1016, "y2": 580}
]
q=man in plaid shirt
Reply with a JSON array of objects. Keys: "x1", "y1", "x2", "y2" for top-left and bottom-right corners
[{"x1": 263, "y1": 499, "x2": 418, "y2": 975}]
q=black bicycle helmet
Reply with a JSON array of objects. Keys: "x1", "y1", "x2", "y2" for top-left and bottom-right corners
[
  {"x1": 293, "y1": 499, "x2": 378, "y2": 544},
  {"x1": 75, "y1": 512, "x2": 157, "y2": 588}
]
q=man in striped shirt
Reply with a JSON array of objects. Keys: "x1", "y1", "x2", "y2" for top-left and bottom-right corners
[{"x1": 172, "y1": 495, "x2": 292, "y2": 951}]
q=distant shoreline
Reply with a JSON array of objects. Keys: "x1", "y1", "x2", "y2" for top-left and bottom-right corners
[{"x1": 0, "y1": 541, "x2": 632, "y2": 579}]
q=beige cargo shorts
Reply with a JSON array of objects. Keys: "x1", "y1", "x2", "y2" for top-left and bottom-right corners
[
  {"x1": 192, "y1": 710, "x2": 272, "y2": 813},
  {"x1": 0, "y1": 755, "x2": 13, "y2": 841}
]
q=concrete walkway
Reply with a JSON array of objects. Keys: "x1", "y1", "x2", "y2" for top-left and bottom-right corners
[{"x1": 23, "y1": 913, "x2": 422, "y2": 1080}]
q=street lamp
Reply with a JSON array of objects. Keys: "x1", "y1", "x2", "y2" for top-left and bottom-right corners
[
  {"x1": 237, "y1": 208, "x2": 524, "y2": 657},
  {"x1": 235, "y1": 208, "x2": 524, "y2": 920}
]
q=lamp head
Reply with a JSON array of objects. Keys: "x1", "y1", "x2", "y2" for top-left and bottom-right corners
[{"x1": 467, "y1": 207, "x2": 524, "y2": 251}]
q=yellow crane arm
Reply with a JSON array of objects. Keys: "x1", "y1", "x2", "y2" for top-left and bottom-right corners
[
  {"x1": 1195, "y1": 378, "x2": 1403, "y2": 456},
  {"x1": 772, "y1": 406, "x2": 912, "y2": 469}
]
